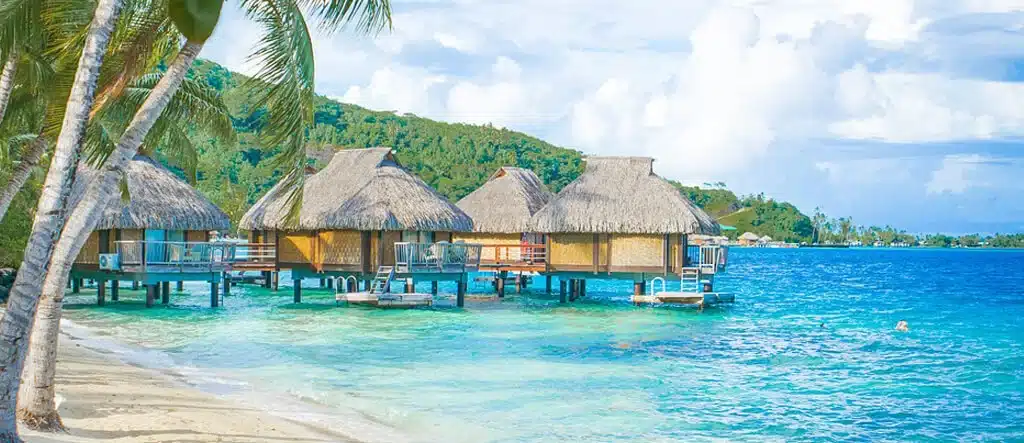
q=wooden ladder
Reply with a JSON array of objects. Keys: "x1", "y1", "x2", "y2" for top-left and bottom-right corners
[
  {"x1": 369, "y1": 266, "x2": 395, "y2": 295},
  {"x1": 681, "y1": 268, "x2": 701, "y2": 293}
]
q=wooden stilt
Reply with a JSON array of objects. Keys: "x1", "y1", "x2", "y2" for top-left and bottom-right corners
[
  {"x1": 456, "y1": 277, "x2": 466, "y2": 308},
  {"x1": 145, "y1": 285, "x2": 155, "y2": 307},
  {"x1": 293, "y1": 280, "x2": 302, "y2": 303},
  {"x1": 223, "y1": 274, "x2": 231, "y2": 296},
  {"x1": 545, "y1": 276, "x2": 552, "y2": 293},
  {"x1": 348, "y1": 279, "x2": 357, "y2": 293},
  {"x1": 496, "y1": 273, "x2": 505, "y2": 298},
  {"x1": 569, "y1": 279, "x2": 578, "y2": 302},
  {"x1": 320, "y1": 278, "x2": 326, "y2": 288},
  {"x1": 111, "y1": 281, "x2": 119, "y2": 301},
  {"x1": 132, "y1": 281, "x2": 139, "y2": 290},
  {"x1": 161, "y1": 282, "x2": 170, "y2": 304},
  {"x1": 431, "y1": 281, "x2": 438, "y2": 296},
  {"x1": 97, "y1": 280, "x2": 106, "y2": 306},
  {"x1": 327, "y1": 278, "x2": 334, "y2": 289},
  {"x1": 580, "y1": 280, "x2": 587, "y2": 297},
  {"x1": 210, "y1": 281, "x2": 219, "y2": 308},
  {"x1": 72, "y1": 278, "x2": 80, "y2": 294},
  {"x1": 176, "y1": 281, "x2": 184, "y2": 292},
  {"x1": 271, "y1": 272, "x2": 279, "y2": 291},
  {"x1": 516, "y1": 273, "x2": 523, "y2": 293},
  {"x1": 634, "y1": 282, "x2": 644, "y2": 295},
  {"x1": 405, "y1": 278, "x2": 414, "y2": 293},
  {"x1": 559, "y1": 280, "x2": 567, "y2": 303},
  {"x1": 363, "y1": 279, "x2": 371, "y2": 291}
]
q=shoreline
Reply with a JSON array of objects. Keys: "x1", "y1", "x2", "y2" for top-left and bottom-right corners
[{"x1": 21, "y1": 320, "x2": 410, "y2": 443}]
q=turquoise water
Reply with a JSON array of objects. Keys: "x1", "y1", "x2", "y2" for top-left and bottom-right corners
[{"x1": 62, "y1": 248, "x2": 1024, "y2": 441}]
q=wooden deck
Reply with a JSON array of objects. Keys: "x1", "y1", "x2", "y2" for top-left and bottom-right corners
[
  {"x1": 337, "y1": 292, "x2": 434, "y2": 307},
  {"x1": 631, "y1": 292, "x2": 735, "y2": 306}
]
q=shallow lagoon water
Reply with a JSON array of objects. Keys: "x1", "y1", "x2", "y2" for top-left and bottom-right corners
[{"x1": 62, "y1": 248, "x2": 1024, "y2": 441}]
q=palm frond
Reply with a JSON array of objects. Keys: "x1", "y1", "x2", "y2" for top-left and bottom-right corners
[{"x1": 298, "y1": 0, "x2": 392, "y2": 34}]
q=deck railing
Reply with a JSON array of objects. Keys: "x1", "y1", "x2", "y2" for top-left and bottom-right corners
[
  {"x1": 478, "y1": 243, "x2": 546, "y2": 266},
  {"x1": 686, "y1": 245, "x2": 728, "y2": 274},
  {"x1": 231, "y1": 242, "x2": 277, "y2": 264},
  {"x1": 115, "y1": 240, "x2": 237, "y2": 272},
  {"x1": 394, "y1": 242, "x2": 482, "y2": 273}
]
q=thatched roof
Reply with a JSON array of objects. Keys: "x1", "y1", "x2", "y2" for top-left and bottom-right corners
[
  {"x1": 71, "y1": 155, "x2": 230, "y2": 231},
  {"x1": 456, "y1": 167, "x2": 554, "y2": 233},
  {"x1": 530, "y1": 156, "x2": 720, "y2": 235},
  {"x1": 739, "y1": 232, "x2": 760, "y2": 241},
  {"x1": 240, "y1": 148, "x2": 473, "y2": 232}
]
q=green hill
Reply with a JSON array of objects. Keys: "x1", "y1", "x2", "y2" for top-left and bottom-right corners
[{"x1": 187, "y1": 59, "x2": 818, "y2": 240}]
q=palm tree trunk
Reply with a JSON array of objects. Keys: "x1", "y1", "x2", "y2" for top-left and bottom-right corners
[
  {"x1": 15, "y1": 40, "x2": 204, "y2": 433},
  {"x1": 0, "y1": 0, "x2": 123, "y2": 439},
  {"x1": 0, "y1": 136, "x2": 46, "y2": 223},
  {"x1": 0, "y1": 49, "x2": 18, "y2": 126}
]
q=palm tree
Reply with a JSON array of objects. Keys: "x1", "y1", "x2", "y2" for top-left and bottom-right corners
[
  {"x1": 0, "y1": 52, "x2": 16, "y2": 125},
  {"x1": 0, "y1": 0, "x2": 124, "y2": 438},
  {"x1": 17, "y1": 71, "x2": 235, "y2": 432},
  {"x1": 10, "y1": 0, "x2": 391, "y2": 435}
]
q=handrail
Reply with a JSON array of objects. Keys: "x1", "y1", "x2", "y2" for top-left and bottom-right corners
[
  {"x1": 649, "y1": 277, "x2": 666, "y2": 296},
  {"x1": 114, "y1": 240, "x2": 237, "y2": 272},
  {"x1": 478, "y1": 243, "x2": 546, "y2": 264},
  {"x1": 685, "y1": 245, "x2": 728, "y2": 274}
]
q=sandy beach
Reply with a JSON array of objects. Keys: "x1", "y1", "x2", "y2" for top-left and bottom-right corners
[{"x1": 21, "y1": 334, "x2": 349, "y2": 443}]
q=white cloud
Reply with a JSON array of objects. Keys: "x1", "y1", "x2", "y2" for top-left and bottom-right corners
[
  {"x1": 200, "y1": 0, "x2": 1024, "y2": 231},
  {"x1": 927, "y1": 154, "x2": 986, "y2": 194},
  {"x1": 831, "y1": 72, "x2": 1024, "y2": 142}
]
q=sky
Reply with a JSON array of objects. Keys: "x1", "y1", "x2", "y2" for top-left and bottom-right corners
[{"x1": 202, "y1": 0, "x2": 1024, "y2": 235}]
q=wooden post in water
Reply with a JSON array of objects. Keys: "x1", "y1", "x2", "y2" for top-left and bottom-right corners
[
  {"x1": 633, "y1": 282, "x2": 644, "y2": 296},
  {"x1": 177, "y1": 281, "x2": 184, "y2": 291},
  {"x1": 223, "y1": 274, "x2": 231, "y2": 297},
  {"x1": 496, "y1": 272, "x2": 505, "y2": 298},
  {"x1": 145, "y1": 285, "x2": 156, "y2": 307},
  {"x1": 319, "y1": 278, "x2": 326, "y2": 288},
  {"x1": 559, "y1": 280, "x2": 567, "y2": 303},
  {"x1": 293, "y1": 280, "x2": 302, "y2": 303},
  {"x1": 516, "y1": 273, "x2": 523, "y2": 293},
  {"x1": 569, "y1": 279, "x2": 578, "y2": 302},
  {"x1": 132, "y1": 281, "x2": 139, "y2": 290},
  {"x1": 210, "y1": 281, "x2": 219, "y2": 308},
  {"x1": 327, "y1": 278, "x2": 334, "y2": 289},
  {"x1": 456, "y1": 276, "x2": 466, "y2": 308},
  {"x1": 431, "y1": 281, "x2": 438, "y2": 296},
  {"x1": 271, "y1": 272, "x2": 279, "y2": 291},
  {"x1": 97, "y1": 280, "x2": 106, "y2": 306},
  {"x1": 405, "y1": 278, "x2": 414, "y2": 293},
  {"x1": 545, "y1": 276, "x2": 552, "y2": 293},
  {"x1": 363, "y1": 279, "x2": 371, "y2": 291},
  {"x1": 161, "y1": 282, "x2": 170, "y2": 304},
  {"x1": 111, "y1": 281, "x2": 119, "y2": 301},
  {"x1": 72, "y1": 278, "x2": 80, "y2": 294},
  {"x1": 580, "y1": 280, "x2": 587, "y2": 297}
]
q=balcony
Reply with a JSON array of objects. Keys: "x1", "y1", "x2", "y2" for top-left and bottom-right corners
[
  {"x1": 114, "y1": 240, "x2": 237, "y2": 273},
  {"x1": 686, "y1": 244, "x2": 728, "y2": 274},
  {"x1": 477, "y1": 244, "x2": 547, "y2": 270},
  {"x1": 393, "y1": 242, "x2": 482, "y2": 274}
]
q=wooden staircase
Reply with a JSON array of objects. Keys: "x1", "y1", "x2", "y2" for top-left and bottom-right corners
[
  {"x1": 369, "y1": 266, "x2": 395, "y2": 295},
  {"x1": 680, "y1": 268, "x2": 701, "y2": 293}
]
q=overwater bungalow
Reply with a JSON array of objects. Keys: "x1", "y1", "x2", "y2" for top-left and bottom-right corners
[
  {"x1": 69, "y1": 156, "x2": 232, "y2": 307},
  {"x1": 238, "y1": 147, "x2": 480, "y2": 306},
  {"x1": 738, "y1": 232, "x2": 760, "y2": 246},
  {"x1": 530, "y1": 156, "x2": 728, "y2": 304},
  {"x1": 455, "y1": 167, "x2": 554, "y2": 296}
]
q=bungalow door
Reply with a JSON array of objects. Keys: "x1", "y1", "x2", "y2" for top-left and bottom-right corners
[{"x1": 145, "y1": 229, "x2": 166, "y2": 264}]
